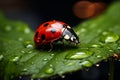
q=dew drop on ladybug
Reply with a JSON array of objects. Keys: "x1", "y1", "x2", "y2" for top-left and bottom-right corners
[{"x1": 34, "y1": 20, "x2": 79, "y2": 49}]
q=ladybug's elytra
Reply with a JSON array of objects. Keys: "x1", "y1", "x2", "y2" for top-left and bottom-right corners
[{"x1": 34, "y1": 20, "x2": 79, "y2": 50}]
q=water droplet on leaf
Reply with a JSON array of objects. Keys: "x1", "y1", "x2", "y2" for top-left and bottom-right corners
[
  {"x1": 24, "y1": 27, "x2": 30, "y2": 34},
  {"x1": 50, "y1": 53, "x2": 55, "y2": 56},
  {"x1": 22, "y1": 68, "x2": 28, "y2": 72},
  {"x1": 117, "y1": 47, "x2": 120, "y2": 50},
  {"x1": 24, "y1": 41, "x2": 33, "y2": 49},
  {"x1": 11, "y1": 56, "x2": 20, "y2": 62},
  {"x1": 18, "y1": 37, "x2": 24, "y2": 41},
  {"x1": 66, "y1": 50, "x2": 93, "y2": 59},
  {"x1": 91, "y1": 44, "x2": 101, "y2": 48},
  {"x1": 5, "y1": 26, "x2": 12, "y2": 32},
  {"x1": 19, "y1": 76, "x2": 22, "y2": 79},
  {"x1": 31, "y1": 78, "x2": 34, "y2": 80},
  {"x1": 80, "y1": 61, "x2": 92, "y2": 67},
  {"x1": 109, "y1": 49, "x2": 113, "y2": 52},
  {"x1": 67, "y1": 62, "x2": 75, "y2": 66},
  {"x1": 43, "y1": 58, "x2": 48, "y2": 61},
  {"x1": 96, "y1": 64, "x2": 100, "y2": 67},
  {"x1": 45, "y1": 67, "x2": 54, "y2": 74},
  {"x1": 61, "y1": 75, "x2": 65, "y2": 78},
  {"x1": 50, "y1": 64, "x2": 53, "y2": 67},
  {"x1": 96, "y1": 55, "x2": 102, "y2": 58},
  {"x1": 0, "y1": 55, "x2": 4, "y2": 61},
  {"x1": 28, "y1": 51, "x2": 32, "y2": 53},
  {"x1": 21, "y1": 50, "x2": 25, "y2": 53},
  {"x1": 100, "y1": 32, "x2": 119, "y2": 43},
  {"x1": 26, "y1": 44, "x2": 33, "y2": 49},
  {"x1": 45, "y1": 64, "x2": 54, "y2": 74}
]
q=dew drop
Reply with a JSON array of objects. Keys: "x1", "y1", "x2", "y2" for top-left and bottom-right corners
[
  {"x1": 28, "y1": 51, "x2": 32, "y2": 53},
  {"x1": 96, "y1": 64, "x2": 100, "y2": 67},
  {"x1": 26, "y1": 44, "x2": 33, "y2": 49},
  {"x1": 80, "y1": 61, "x2": 92, "y2": 67},
  {"x1": 24, "y1": 41, "x2": 33, "y2": 49},
  {"x1": 66, "y1": 50, "x2": 93, "y2": 60},
  {"x1": 105, "y1": 36, "x2": 116, "y2": 43},
  {"x1": 117, "y1": 47, "x2": 120, "y2": 50},
  {"x1": 43, "y1": 58, "x2": 48, "y2": 61},
  {"x1": 21, "y1": 50, "x2": 25, "y2": 53},
  {"x1": 45, "y1": 64, "x2": 54, "y2": 74},
  {"x1": 18, "y1": 37, "x2": 24, "y2": 41},
  {"x1": 109, "y1": 49, "x2": 113, "y2": 52},
  {"x1": 67, "y1": 62, "x2": 75, "y2": 66},
  {"x1": 19, "y1": 76, "x2": 22, "y2": 79},
  {"x1": 61, "y1": 75, "x2": 65, "y2": 78},
  {"x1": 5, "y1": 26, "x2": 12, "y2": 32},
  {"x1": 22, "y1": 68, "x2": 28, "y2": 72},
  {"x1": 0, "y1": 55, "x2": 4, "y2": 61},
  {"x1": 50, "y1": 64, "x2": 53, "y2": 67},
  {"x1": 24, "y1": 27, "x2": 30, "y2": 34},
  {"x1": 50, "y1": 53, "x2": 55, "y2": 56},
  {"x1": 96, "y1": 55, "x2": 102, "y2": 58},
  {"x1": 11, "y1": 56, "x2": 20, "y2": 62},
  {"x1": 91, "y1": 44, "x2": 101, "y2": 48},
  {"x1": 45, "y1": 67, "x2": 54, "y2": 74},
  {"x1": 31, "y1": 78, "x2": 34, "y2": 80},
  {"x1": 100, "y1": 32, "x2": 119, "y2": 43}
]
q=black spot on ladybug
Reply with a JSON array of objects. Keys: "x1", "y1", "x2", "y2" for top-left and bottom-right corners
[
  {"x1": 43, "y1": 23, "x2": 49, "y2": 27},
  {"x1": 35, "y1": 32, "x2": 38, "y2": 38},
  {"x1": 51, "y1": 28, "x2": 56, "y2": 33},
  {"x1": 41, "y1": 34, "x2": 46, "y2": 40}
]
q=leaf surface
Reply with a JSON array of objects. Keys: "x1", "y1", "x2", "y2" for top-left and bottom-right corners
[{"x1": 0, "y1": 2, "x2": 120, "y2": 79}]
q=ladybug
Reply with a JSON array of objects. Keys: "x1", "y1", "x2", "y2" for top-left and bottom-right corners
[{"x1": 34, "y1": 20, "x2": 79, "y2": 51}]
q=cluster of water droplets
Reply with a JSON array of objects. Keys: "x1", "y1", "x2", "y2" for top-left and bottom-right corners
[{"x1": 4, "y1": 24, "x2": 31, "y2": 33}]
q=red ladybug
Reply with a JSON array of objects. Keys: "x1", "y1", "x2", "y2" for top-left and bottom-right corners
[{"x1": 34, "y1": 20, "x2": 79, "y2": 50}]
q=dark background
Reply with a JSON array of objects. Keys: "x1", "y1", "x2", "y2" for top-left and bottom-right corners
[{"x1": 0, "y1": 0, "x2": 113, "y2": 29}]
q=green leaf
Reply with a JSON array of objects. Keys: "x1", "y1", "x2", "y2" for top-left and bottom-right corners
[{"x1": 0, "y1": 2, "x2": 120, "y2": 79}]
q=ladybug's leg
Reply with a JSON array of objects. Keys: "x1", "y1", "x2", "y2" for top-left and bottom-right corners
[
  {"x1": 61, "y1": 39, "x2": 67, "y2": 50},
  {"x1": 48, "y1": 42, "x2": 53, "y2": 52}
]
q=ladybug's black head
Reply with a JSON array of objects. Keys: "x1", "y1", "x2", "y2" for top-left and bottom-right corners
[{"x1": 62, "y1": 26, "x2": 79, "y2": 44}]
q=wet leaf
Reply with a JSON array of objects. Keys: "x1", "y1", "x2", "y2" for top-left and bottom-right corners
[{"x1": 0, "y1": 1, "x2": 120, "y2": 79}]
